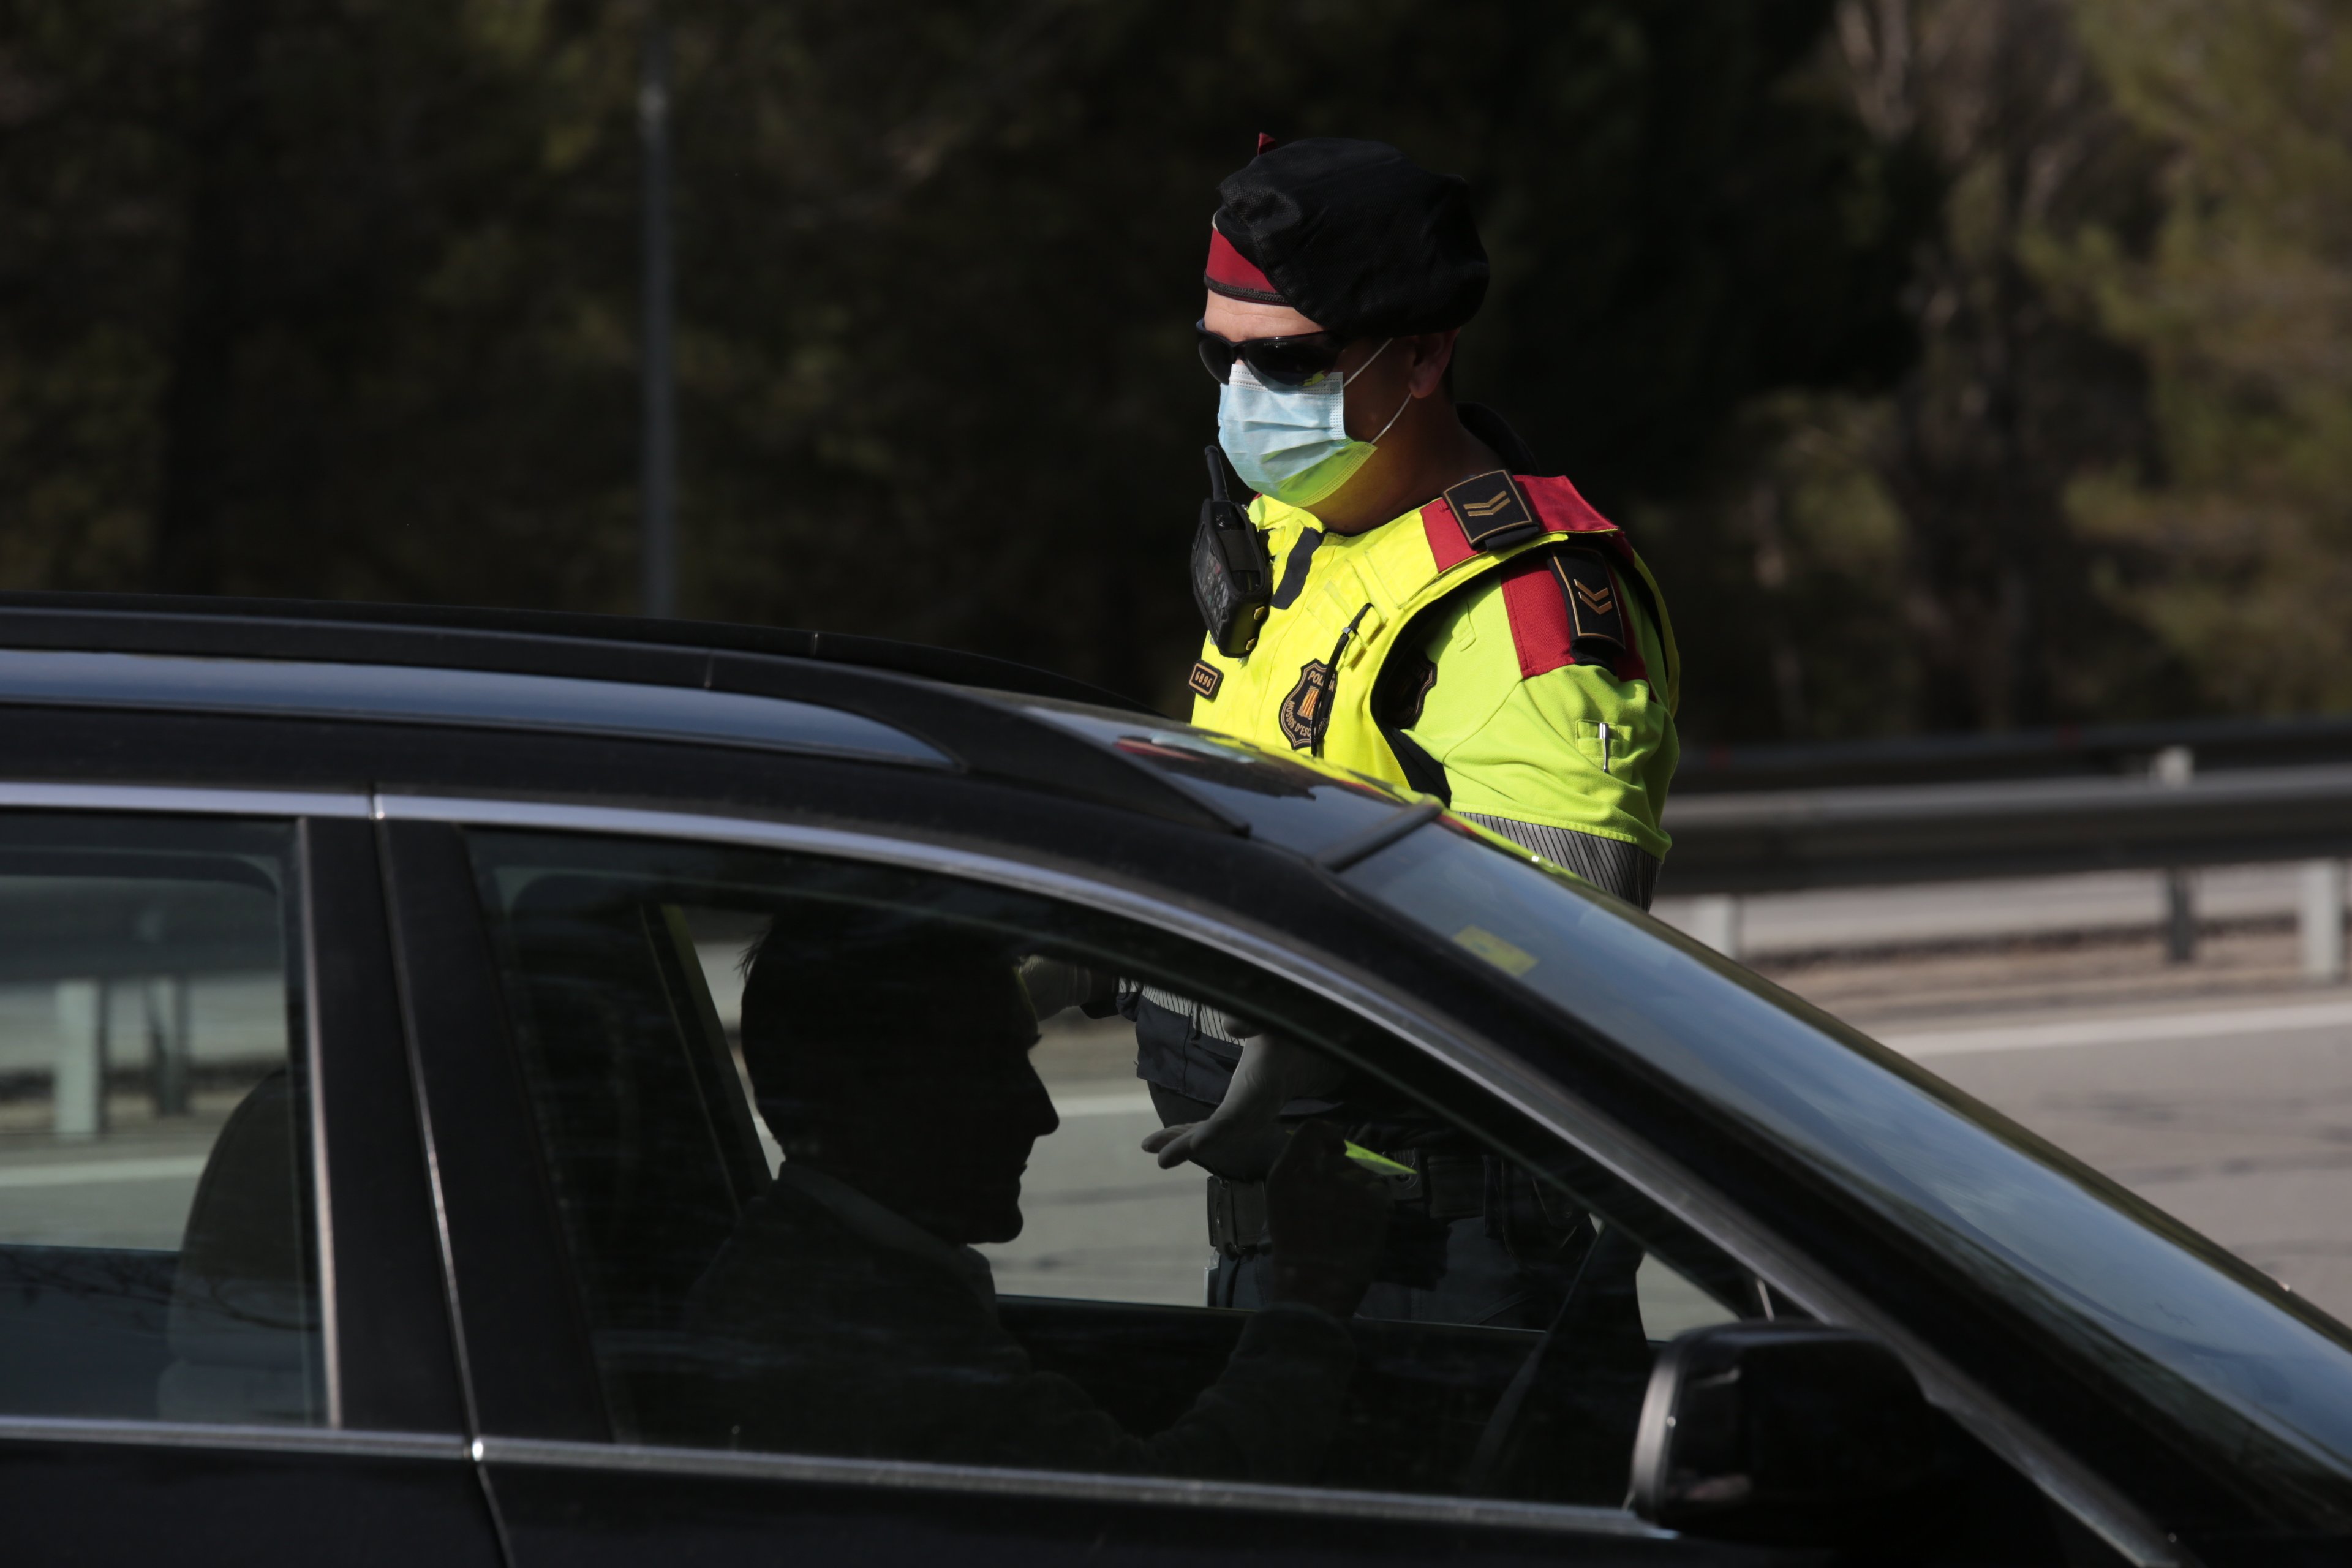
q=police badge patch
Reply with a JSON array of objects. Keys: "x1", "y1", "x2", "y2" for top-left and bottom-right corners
[
  {"x1": 1188, "y1": 660, "x2": 1223, "y2": 701},
  {"x1": 1277, "y1": 660, "x2": 1335, "y2": 751}
]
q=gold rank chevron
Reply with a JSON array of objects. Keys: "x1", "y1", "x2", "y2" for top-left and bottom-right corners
[
  {"x1": 1459, "y1": 490, "x2": 1516, "y2": 518},
  {"x1": 1574, "y1": 580, "x2": 1615, "y2": 613}
]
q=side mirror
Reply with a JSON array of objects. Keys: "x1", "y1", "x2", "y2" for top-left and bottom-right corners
[{"x1": 1629, "y1": 1322, "x2": 1933, "y2": 1547}]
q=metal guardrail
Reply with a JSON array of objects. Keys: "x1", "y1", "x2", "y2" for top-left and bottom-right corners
[
  {"x1": 1673, "y1": 712, "x2": 2352, "y2": 794},
  {"x1": 1657, "y1": 761, "x2": 2352, "y2": 895},
  {"x1": 1652, "y1": 751, "x2": 2352, "y2": 978}
]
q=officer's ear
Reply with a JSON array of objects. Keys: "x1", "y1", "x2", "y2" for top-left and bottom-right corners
[{"x1": 1406, "y1": 330, "x2": 1460, "y2": 399}]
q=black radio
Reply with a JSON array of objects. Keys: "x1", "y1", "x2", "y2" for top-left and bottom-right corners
[{"x1": 1189, "y1": 446, "x2": 1272, "y2": 659}]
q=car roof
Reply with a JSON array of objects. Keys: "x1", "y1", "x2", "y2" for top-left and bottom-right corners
[
  {"x1": 0, "y1": 594, "x2": 1327, "y2": 843},
  {"x1": 0, "y1": 592, "x2": 1150, "y2": 710}
]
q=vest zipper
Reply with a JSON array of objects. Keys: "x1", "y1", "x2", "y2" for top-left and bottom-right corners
[{"x1": 1315, "y1": 603, "x2": 1376, "y2": 758}]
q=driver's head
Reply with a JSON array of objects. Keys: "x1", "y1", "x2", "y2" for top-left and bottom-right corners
[{"x1": 737, "y1": 905, "x2": 1057, "y2": 1246}]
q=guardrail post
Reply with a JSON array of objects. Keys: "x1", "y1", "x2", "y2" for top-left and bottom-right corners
[
  {"x1": 2154, "y1": 746, "x2": 2197, "y2": 963},
  {"x1": 53, "y1": 978, "x2": 108, "y2": 1138},
  {"x1": 2301, "y1": 861, "x2": 2347, "y2": 982},
  {"x1": 146, "y1": 974, "x2": 192, "y2": 1117},
  {"x1": 1688, "y1": 894, "x2": 1743, "y2": 960},
  {"x1": 2163, "y1": 870, "x2": 2198, "y2": 964}
]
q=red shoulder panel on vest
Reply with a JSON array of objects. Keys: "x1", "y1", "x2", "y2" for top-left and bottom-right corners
[
  {"x1": 1421, "y1": 471, "x2": 1621, "y2": 571},
  {"x1": 1442, "y1": 471, "x2": 1542, "y2": 552},
  {"x1": 1423, "y1": 498, "x2": 1477, "y2": 571},
  {"x1": 1497, "y1": 546, "x2": 1649, "y2": 685},
  {"x1": 1517, "y1": 473, "x2": 1617, "y2": 534},
  {"x1": 1499, "y1": 554, "x2": 1574, "y2": 679}
]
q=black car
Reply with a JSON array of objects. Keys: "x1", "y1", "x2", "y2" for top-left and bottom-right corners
[{"x1": 0, "y1": 595, "x2": 2346, "y2": 1567}]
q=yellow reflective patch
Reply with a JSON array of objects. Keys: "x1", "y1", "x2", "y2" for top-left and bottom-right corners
[{"x1": 1453, "y1": 925, "x2": 1537, "y2": 976}]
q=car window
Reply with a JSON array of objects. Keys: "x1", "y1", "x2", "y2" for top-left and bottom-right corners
[
  {"x1": 464, "y1": 829, "x2": 1757, "y2": 1510},
  {"x1": 0, "y1": 815, "x2": 320, "y2": 1427},
  {"x1": 1346, "y1": 816, "x2": 2352, "y2": 1527}
]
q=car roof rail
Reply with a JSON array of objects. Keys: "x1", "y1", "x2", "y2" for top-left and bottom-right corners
[
  {"x1": 0, "y1": 594, "x2": 1243, "y2": 835},
  {"x1": 0, "y1": 592, "x2": 1150, "y2": 712}
]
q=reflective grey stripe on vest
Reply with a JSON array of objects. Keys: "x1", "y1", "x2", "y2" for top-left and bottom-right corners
[{"x1": 1459, "y1": 813, "x2": 1660, "y2": 910}]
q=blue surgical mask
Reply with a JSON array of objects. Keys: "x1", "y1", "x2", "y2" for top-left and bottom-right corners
[{"x1": 1216, "y1": 339, "x2": 1412, "y2": 508}]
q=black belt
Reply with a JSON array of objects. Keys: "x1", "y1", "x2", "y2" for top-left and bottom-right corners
[{"x1": 1206, "y1": 1148, "x2": 1485, "y2": 1257}]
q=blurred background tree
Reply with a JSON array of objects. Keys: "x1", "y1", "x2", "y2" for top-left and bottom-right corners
[
  {"x1": 1664, "y1": 0, "x2": 2174, "y2": 741},
  {"x1": 0, "y1": 0, "x2": 2343, "y2": 737},
  {"x1": 2045, "y1": 0, "x2": 2352, "y2": 716}
]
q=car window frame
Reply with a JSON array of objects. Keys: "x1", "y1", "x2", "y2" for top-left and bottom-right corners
[
  {"x1": 0, "y1": 783, "x2": 474, "y2": 1473},
  {"x1": 369, "y1": 786, "x2": 2174, "y2": 1564}
]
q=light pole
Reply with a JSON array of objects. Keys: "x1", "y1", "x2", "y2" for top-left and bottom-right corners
[{"x1": 638, "y1": 13, "x2": 677, "y2": 619}]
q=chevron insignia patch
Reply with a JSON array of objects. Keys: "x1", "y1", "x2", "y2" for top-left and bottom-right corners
[
  {"x1": 1550, "y1": 549, "x2": 1626, "y2": 651},
  {"x1": 1443, "y1": 470, "x2": 1540, "y2": 551}
]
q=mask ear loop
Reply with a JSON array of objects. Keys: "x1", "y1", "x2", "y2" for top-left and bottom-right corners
[
  {"x1": 1368, "y1": 385, "x2": 1415, "y2": 444},
  {"x1": 1337, "y1": 337, "x2": 1393, "y2": 388},
  {"x1": 1336, "y1": 338, "x2": 1415, "y2": 444}
]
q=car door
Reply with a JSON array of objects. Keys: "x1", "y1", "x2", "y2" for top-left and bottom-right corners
[
  {"x1": 0, "y1": 791, "x2": 500, "y2": 1565},
  {"x1": 378, "y1": 793, "x2": 2106, "y2": 1567}
]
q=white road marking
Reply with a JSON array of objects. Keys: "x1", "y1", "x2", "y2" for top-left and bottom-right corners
[
  {"x1": 1881, "y1": 998, "x2": 2352, "y2": 1058},
  {"x1": 1049, "y1": 1001, "x2": 2352, "y2": 1097},
  {"x1": 1054, "y1": 1001, "x2": 2352, "y2": 1100},
  {"x1": 1051, "y1": 1090, "x2": 1156, "y2": 1118},
  {"x1": 0, "y1": 1154, "x2": 209, "y2": 1189}
]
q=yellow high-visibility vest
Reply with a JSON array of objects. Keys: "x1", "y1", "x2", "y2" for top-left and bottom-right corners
[{"x1": 1185, "y1": 468, "x2": 1679, "y2": 856}]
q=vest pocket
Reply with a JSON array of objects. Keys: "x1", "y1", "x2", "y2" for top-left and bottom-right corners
[{"x1": 1572, "y1": 717, "x2": 1655, "y2": 779}]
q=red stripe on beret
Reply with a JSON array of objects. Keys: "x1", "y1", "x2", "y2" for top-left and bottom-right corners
[{"x1": 1204, "y1": 223, "x2": 1288, "y2": 306}]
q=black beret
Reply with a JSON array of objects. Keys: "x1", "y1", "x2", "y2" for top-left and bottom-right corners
[{"x1": 1209, "y1": 137, "x2": 1488, "y2": 339}]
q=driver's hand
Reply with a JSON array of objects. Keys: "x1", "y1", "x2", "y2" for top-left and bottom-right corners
[{"x1": 1263, "y1": 1121, "x2": 1390, "y2": 1319}]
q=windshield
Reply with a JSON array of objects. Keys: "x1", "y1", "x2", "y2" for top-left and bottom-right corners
[{"x1": 1346, "y1": 819, "x2": 2352, "y2": 1526}]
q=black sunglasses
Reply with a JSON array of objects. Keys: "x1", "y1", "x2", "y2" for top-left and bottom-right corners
[{"x1": 1195, "y1": 320, "x2": 1352, "y2": 388}]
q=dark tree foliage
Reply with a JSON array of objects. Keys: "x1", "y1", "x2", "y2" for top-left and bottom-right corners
[
  {"x1": 1836, "y1": 0, "x2": 2174, "y2": 734},
  {"x1": 0, "y1": 0, "x2": 1925, "y2": 726},
  {"x1": 674, "y1": 0, "x2": 1931, "y2": 713}
]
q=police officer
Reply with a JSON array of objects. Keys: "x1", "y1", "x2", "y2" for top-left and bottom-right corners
[
  {"x1": 1186, "y1": 134, "x2": 1678, "y2": 884},
  {"x1": 1134, "y1": 135, "x2": 1676, "y2": 1327}
]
